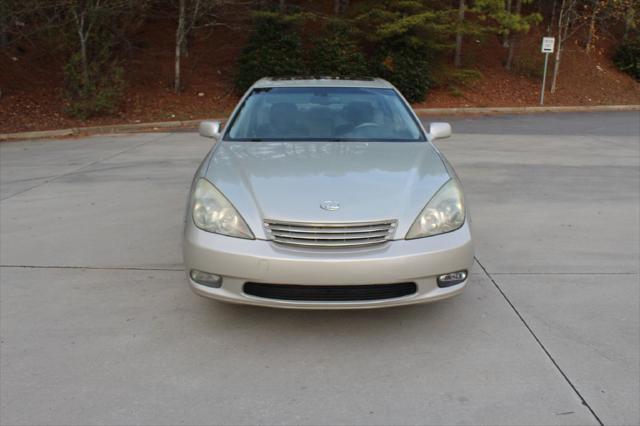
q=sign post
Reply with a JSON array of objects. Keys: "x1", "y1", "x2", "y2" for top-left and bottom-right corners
[{"x1": 540, "y1": 37, "x2": 555, "y2": 105}]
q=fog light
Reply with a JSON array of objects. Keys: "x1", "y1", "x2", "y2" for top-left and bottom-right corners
[
  {"x1": 190, "y1": 270, "x2": 222, "y2": 288},
  {"x1": 437, "y1": 270, "x2": 467, "y2": 288}
]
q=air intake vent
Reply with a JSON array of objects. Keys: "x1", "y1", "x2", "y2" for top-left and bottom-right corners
[{"x1": 244, "y1": 283, "x2": 417, "y2": 301}]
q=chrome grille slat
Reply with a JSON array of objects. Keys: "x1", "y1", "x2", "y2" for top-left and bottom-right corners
[
  {"x1": 266, "y1": 225, "x2": 392, "y2": 234},
  {"x1": 271, "y1": 238, "x2": 388, "y2": 247},
  {"x1": 267, "y1": 221, "x2": 395, "y2": 228},
  {"x1": 264, "y1": 220, "x2": 396, "y2": 248},
  {"x1": 272, "y1": 230, "x2": 391, "y2": 240}
]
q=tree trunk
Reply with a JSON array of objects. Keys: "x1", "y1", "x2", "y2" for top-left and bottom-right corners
[
  {"x1": 505, "y1": 0, "x2": 522, "y2": 70},
  {"x1": 551, "y1": 0, "x2": 567, "y2": 93},
  {"x1": 175, "y1": 0, "x2": 186, "y2": 94},
  {"x1": 623, "y1": 3, "x2": 634, "y2": 41},
  {"x1": 279, "y1": 0, "x2": 285, "y2": 12},
  {"x1": 548, "y1": 0, "x2": 557, "y2": 35},
  {"x1": 0, "y1": 2, "x2": 8, "y2": 48},
  {"x1": 78, "y1": 28, "x2": 90, "y2": 85},
  {"x1": 550, "y1": 44, "x2": 561, "y2": 93},
  {"x1": 505, "y1": 38, "x2": 516, "y2": 70},
  {"x1": 503, "y1": 0, "x2": 512, "y2": 47},
  {"x1": 454, "y1": 0, "x2": 465, "y2": 67},
  {"x1": 585, "y1": 1, "x2": 599, "y2": 53},
  {"x1": 72, "y1": 9, "x2": 90, "y2": 86},
  {"x1": 184, "y1": 0, "x2": 201, "y2": 58},
  {"x1": 80, "y1": 35, "x2": 89, "y2": 85}
]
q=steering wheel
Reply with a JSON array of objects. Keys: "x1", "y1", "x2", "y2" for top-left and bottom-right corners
[{"x1": 353, "y1": 122, "x2": 381, "y2": 130}]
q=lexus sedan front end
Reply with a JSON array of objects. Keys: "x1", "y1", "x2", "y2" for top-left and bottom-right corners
[{"x1": 183, "y1": 77, "x2": 474, "y2": 309}]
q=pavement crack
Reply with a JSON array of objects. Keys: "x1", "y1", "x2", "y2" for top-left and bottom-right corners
[
  {"x1": 475, "y1": 256, "x2": 605, "y2": 426},
  {"x1": 0, "y1": 133, "x2": 172, "y2": 202},
  {"x1": 0, "y1": 265, "x2": 182, "y2": 272}
]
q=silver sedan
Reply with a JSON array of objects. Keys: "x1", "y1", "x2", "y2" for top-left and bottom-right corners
[{"x1": 183, "y1": 77, "x2": 474, "y2": 308}]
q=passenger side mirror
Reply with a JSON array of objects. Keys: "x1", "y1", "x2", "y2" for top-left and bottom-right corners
[
  {"x1": 429, "y1": 122, "x2": 452, "y2": 141},
  {"x1": 199, "y1": 120, "x2": 222, "y2": 140}
]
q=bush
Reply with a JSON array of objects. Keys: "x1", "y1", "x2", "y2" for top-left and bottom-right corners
[
  {"x1": 431, "y1": 67, "x2": 482, "y2": 99},
  {"x1": 308, "y1": 19, "x2": 370, "y2": 78},
  {"x1": 614, "y1": 38, "x2": 640, "y2": 81},
  {"x1": 64, "y1": 45, "x2": 124, "y2": 119},
  {"x1": 60, "y1": 0, "x2": 146, "y2": 119},
  {"x1": 234, "y1": 12, "x2": 307, "y2": 93},
  {"x1": 235, "y1": 4, "x2": 446, "y2": 102},
  {"x1": 510, "y1": 55, "x2": 545, "y2": 79},
  {"x1": 432, "y1": 67, "x2": 482, "y2": 89},
  {"x1": 376, "y1": 44, "x2": 431, "y2": 102},
  {"x1": 353, "y1": 1, "x2": 448, "y2": 103}
]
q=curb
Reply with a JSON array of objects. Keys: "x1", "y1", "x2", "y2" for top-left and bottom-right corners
[
  {"x1": 0, "y1": 119, "x2": 206, "y2": 142},
  {"x1": 1, "y1": 105, "x2": 638, "y2": 141},
  {"x1": 414, "y1": 104, "x2": 640, "y2": 115}
]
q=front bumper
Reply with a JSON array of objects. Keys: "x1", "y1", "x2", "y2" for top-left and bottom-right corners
[{"x1": 183, "y1": 222, "x2": 474, "y2": 309}]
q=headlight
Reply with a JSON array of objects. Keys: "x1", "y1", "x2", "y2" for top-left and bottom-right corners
[
  {"x1": 406, "y1": 179, "x2": 465, "y2": 239},
  {"x1": 191, "y1": 178, "x2": 254, "y2": 239}
]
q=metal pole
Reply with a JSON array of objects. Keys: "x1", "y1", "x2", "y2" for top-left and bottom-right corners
[{"x1": 540, "y1": 52, "x2": 549, "y2": 105}]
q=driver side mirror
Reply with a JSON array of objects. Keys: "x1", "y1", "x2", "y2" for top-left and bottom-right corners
[
  {"x1": 199, "y1": 120, "x2": 222, "y2": 140},
  {"x1": 429, "y1": 122, "x2": 452, "y2": 141}
]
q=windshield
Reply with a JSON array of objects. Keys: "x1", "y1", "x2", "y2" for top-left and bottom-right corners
[{"x1": 224, "y1": 87, "x2": 425, "y2": 142}]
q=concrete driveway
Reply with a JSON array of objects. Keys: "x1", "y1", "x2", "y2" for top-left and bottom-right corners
[{"x1": 1, "y1": 112, "x2": 638, "y2": 425}]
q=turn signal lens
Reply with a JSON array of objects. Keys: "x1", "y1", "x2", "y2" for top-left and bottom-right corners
[
  {"x1": 190, "y1": 270, "x2": 222, "y2": 288},
  {"x1": 437, "y1": 270, "x2": 467, "y2": 288}
]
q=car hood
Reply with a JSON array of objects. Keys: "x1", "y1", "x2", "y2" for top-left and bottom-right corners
[{"x1": 204, "y1": 141, "x2": 451, "y2": 240}]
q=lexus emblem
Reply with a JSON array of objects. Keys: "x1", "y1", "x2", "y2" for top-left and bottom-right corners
[{"x1": 320, "y1": 201, "x2": 340, "y2": 211}]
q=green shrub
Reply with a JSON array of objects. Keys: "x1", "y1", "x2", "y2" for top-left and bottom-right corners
[
  {"x1": 308, "y1": 19, "x2": 370, "y2": 78},
  {"x1": 432, "y1": 68, "x2": 482, "y2": 98},
  {"x1": 235, "y1": 12, "x2": 307, "y2": 93},
  {"x1": 448, "y1": 68, "x2": 483, "y2": 86},
  {"x1": 64, "y1": 43, "x2": 124, "y2": 119},
  {"x1": 353, "y1": 1, "x2": 449, "y2": 103},
  {"x1": 614, "y1": 38, "x2": 640, "y2": 81},
  {"x1": 449, "y1": 86, "x2": 464, "y2": 97},
  {"x1": 235, "y1": 3, "x2": 449, "y2": 102},
  {"x1": 376, "y1": 44, "x2": 431, "y2": 102},
  {"x1": 59, "y1": 0, "x2": 146, "y2": 119},
  {"x1": 510, "y1": 55, "x2": 544, "y2": 79}
]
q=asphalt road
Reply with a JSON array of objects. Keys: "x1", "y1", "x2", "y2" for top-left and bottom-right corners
[{"x1": 1, "y1": 112, "x2": 638, "y2": 425}]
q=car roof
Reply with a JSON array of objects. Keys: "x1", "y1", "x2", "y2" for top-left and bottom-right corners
[{"x1": 252, "y1": 77, "x2": 395, "y2": 89}]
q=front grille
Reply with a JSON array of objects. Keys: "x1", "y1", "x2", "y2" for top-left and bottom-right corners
[
  {"x1": 244, "y1": 282, "x2": 417, "y2": 301},
  {"x1": 264, "y1": 220, "x2": 397, "y2": 248}
]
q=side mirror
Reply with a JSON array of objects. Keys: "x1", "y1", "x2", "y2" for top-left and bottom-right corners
[
  {"x1": 199, "y1": 120, "x2": 222, "y2": 140},
  {"x1": 429, "y1": 122, "x2": 452, "y2": 140}
]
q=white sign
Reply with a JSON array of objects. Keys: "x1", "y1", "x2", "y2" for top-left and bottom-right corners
[{"x1": 541, "y1": 37, "x2": 555, "y2": 53}]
